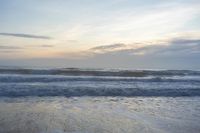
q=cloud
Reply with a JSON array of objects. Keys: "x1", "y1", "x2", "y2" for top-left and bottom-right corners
[
  {"x1": 90, "y1": 43, "x2": 126, "y2": 53},
  {"x1": 171, "y1": 38, "x2": 200, "y2": 45},
  {"x1": 161, "y1": 38, "x2": 200, "y2": 54},
  {"x1": 0, "y1": 33, "x2": 52, "y2": 40},
  {"x1": 132, "y1": 38, "x2": 200, "y2": 55},
  {"x1": 60, "y1": 37, "x2": 200, "y2": 61},
  {"x1": 66, "y1": 40, "x2": 78, "y2": 43},
  {"x1": 39, "y1": 44, "x2": 54, "y2": 47},
  {"x1": 0, "y1": 45, "x2": 22, "y2": 50},
  {"x1": 0, "y1": 45, "x2": 22, "y2": 53},
  {"x1": 0, "y1": 50, "x2": 21, "y2": 53},
  {"x1": 76, "y1": 37, "x2": 199, "y2": 69},
  {"x1": 89, "y1": 38, "x2": 200, "y2": 56},
  {"x1": 0, "y1": 37, "x2": 199, "y2": 70}
]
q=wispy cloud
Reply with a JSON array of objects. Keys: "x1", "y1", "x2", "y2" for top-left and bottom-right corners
[
  {"x1": 71, "y1": 37, "x2": 200, "y2": 69},
  {"x1": 89, "y1": 43, "x2": 126, "y2": 53},
  {"x1": 0, "y1": 33, "x2": 52, "y2": 40},
  {"x1": 0, "y1": 45, "x2": 22, "y2": 53},
  {"x1": 39, "y1": 44, "x2": 54, "y2": 48},
  {"x1": 91, "y1": 43, "x2": 125, "y2": 50},
  {"x1": 0, "y1": 45, "x2": 22, "y2": 50},
  {"x1": 87, "y1": 37, "x2": 200, "y2": 56},
  {"x1": 0, "y1": 50, "x2": 21, "y2": 53},
  {"x1": 57, "y1": 2, "x2": 200, "y2": 43},
  {"x1": 58, "y1": 37, "x2": 200, "y2": 60}
]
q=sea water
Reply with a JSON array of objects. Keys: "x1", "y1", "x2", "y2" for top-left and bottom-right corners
[{"x1": 0, "y1": 68, "x2": 200, "y2": 133}]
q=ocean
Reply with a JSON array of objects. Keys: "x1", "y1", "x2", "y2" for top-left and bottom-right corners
[{"x1": 0, "y1": 68, "x2": 200, "y2": 133}]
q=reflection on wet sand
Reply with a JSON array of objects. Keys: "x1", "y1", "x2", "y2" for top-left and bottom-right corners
[{"x1": 0, "y1": 97, "x2": 200, "y2": 133}]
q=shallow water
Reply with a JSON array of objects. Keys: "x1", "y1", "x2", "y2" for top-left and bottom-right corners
[{"x1": 0, "y1": 97, "x2": 200, "y2": 133}]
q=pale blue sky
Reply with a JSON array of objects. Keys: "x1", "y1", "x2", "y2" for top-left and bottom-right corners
[{"x1": 0, "y1": 0, "x2": 200, "y2": 69}]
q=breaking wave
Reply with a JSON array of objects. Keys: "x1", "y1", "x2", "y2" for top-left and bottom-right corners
[
  {"x1": 0, "y1": 68, "x2": 200, "y2": 77},
  {"x1": 0, "y1": 68, "x2": 200, "y2": 97}
]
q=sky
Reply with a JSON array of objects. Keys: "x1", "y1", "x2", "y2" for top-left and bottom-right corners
[{"x1": 0, "y1": 0, "x2": 200, "y2": 69}]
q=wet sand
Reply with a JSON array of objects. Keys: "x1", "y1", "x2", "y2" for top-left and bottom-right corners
[{"x1": 0, "y1": 97, "x2": 200, "y2": 133}]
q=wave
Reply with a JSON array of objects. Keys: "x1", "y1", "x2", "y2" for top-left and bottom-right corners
[
  {"x1": 0, "y1": 68, "x2": 200, "y2": 97},
  {"x1": 0, "y1": 84, "x2": 199, "y2": 97},
  {"x1": 0, "y1": 68, "x2": 200, "y2": 77},
  {"x1": 0, "y1": 74, "x2": 200, "y2": 83}
]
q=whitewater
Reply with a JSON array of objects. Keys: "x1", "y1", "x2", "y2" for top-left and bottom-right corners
[{"x1": 0, "y1": 68, "x2": 200, "y2": 133}]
